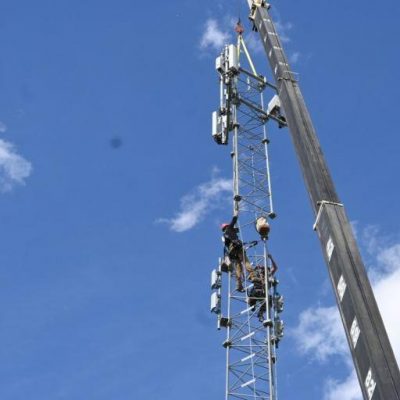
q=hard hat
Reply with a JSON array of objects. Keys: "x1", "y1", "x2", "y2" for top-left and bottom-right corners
[{"x1": 221, "y1": 223, "x2": 229, "y2": 231}]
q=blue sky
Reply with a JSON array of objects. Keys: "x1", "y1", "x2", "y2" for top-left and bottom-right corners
[{"x1": 0, "y1": 0, "x2": 399, "y2": 399}]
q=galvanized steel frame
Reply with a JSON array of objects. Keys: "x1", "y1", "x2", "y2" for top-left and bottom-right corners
[{"x1": 216, "y1": 40, "x2": 283, "y2": 400}]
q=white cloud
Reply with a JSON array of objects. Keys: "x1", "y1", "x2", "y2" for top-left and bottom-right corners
[
  {"x1": 292, "y1": 227, "x2": 400, "y2": 399},
  {"x1": 158, "y1": 172, "x2": 231, "y2": 233},
  {"x1": 0, "y1": 121, "x2": 7, "y2": 133},
  {"x1": 0, "y1": 139, "x2": 32, "y2": 192},
  {"x1": 244, "y1": 33, "x2": 264, "y2": 55},
  {"x1": 377, "y1": 244, "x2": 400, "y2": 274},
  {"x1": 292, "y1": 305, "x2": 347, "y2": 363},
  {"x1": 361, "y1": 225, "x2": 381, "y2": 256},
  {"x1": 289, "y1": 51, "x2": 301, "y2": 64},
  {"x1": 324, "y1": 372, "x2": 362, "y2": 400},
  {"x1": 200, "y1": 19, "x2": 231, "y2": 52},
  {"x1": 199, "y1": 16, "x2": 302, "y2": 69},
  {"x1": 273, "y1": 20, "x2": 303, "y2": 66},
  {"x1": 373, "y1": 261, "x2": 400, "y2": 353},
  {"x1": 274, "y1": 21, "x2": 293, "y2": 43}
]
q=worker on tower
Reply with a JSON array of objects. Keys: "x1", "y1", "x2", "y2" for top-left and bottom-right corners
[
  {"x1": 247, "y1": 255, "x2": 278, "y2": 322},
  {"x1": 221, "y1": 215, "x2": 253, "y2": 292},
  {"x1": 248, "y1": 265, "x2": 267, "y2": 322},
  {"x1": 268, "y1": 254, "x2": 278, "y2": 275}
]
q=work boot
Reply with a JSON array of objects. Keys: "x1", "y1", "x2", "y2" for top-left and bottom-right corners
[
  {"x1": 236, "y1": 281, "x2": 245, "y2": 292},
  {"x1": 257, "y1": 311, "x2": 264, "y2": 322}
]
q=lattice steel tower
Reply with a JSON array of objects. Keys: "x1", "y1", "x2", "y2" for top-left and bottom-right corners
[{"x1": 210, "y1": 28, "x2": 286, "y2": 400}]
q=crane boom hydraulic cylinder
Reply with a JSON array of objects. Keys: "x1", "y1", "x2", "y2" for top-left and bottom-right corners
[{"x1": 246, "y1": 2, "x2": 400, "y2": 399}]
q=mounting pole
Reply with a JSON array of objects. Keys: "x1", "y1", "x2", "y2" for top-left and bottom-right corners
[{"x1": 247, "y1": 2, "x2": 400, "y2": 400}]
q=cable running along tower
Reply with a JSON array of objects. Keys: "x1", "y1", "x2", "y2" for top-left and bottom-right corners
[{"x1": 210, "y1": 26, "x2": 286, "y2": 400}]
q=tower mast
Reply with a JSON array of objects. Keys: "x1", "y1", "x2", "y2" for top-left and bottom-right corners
[{"x1": 211, "y1": 24, "x2": 286, "y2": 400}]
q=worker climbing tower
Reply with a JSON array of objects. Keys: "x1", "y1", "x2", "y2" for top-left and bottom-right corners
[{"x1": 210, "y1": 23, "x2": 286, "y2": 400}]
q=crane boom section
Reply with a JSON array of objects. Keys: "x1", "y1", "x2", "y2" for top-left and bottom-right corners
[{"x1": 247, "y1": 3, "x2": 400, "y2": 400}]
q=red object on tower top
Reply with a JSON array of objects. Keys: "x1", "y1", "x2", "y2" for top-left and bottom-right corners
[{"x1": 235, "y1": 19, "x2": 245, "y2": 35}]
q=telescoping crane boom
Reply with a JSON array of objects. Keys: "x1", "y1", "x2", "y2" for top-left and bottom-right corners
[{"x1": 246, "y1": 1, "x2": 400, "y2": 399}]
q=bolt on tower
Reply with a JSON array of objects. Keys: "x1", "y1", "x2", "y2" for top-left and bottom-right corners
[{"x1": 210, "y1": 28, "x2": 287, "y2": 400}]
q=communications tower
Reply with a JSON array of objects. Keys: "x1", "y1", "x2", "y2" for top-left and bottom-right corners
[{"x1": 210, "y1": 25, "x2": 286, "y2": 400}]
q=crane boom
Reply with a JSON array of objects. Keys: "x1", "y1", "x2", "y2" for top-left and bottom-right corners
[{"x1": 246, "y1": 2, "x2": 400, "y2": 399}]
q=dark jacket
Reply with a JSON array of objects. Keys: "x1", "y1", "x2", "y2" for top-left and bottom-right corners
[
  {"x1": 223, "y1": 216, "x2": 241, "y2": 249},
  {"x1": 251, "y1": 267, "x2": 265, "y2": 290}
]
